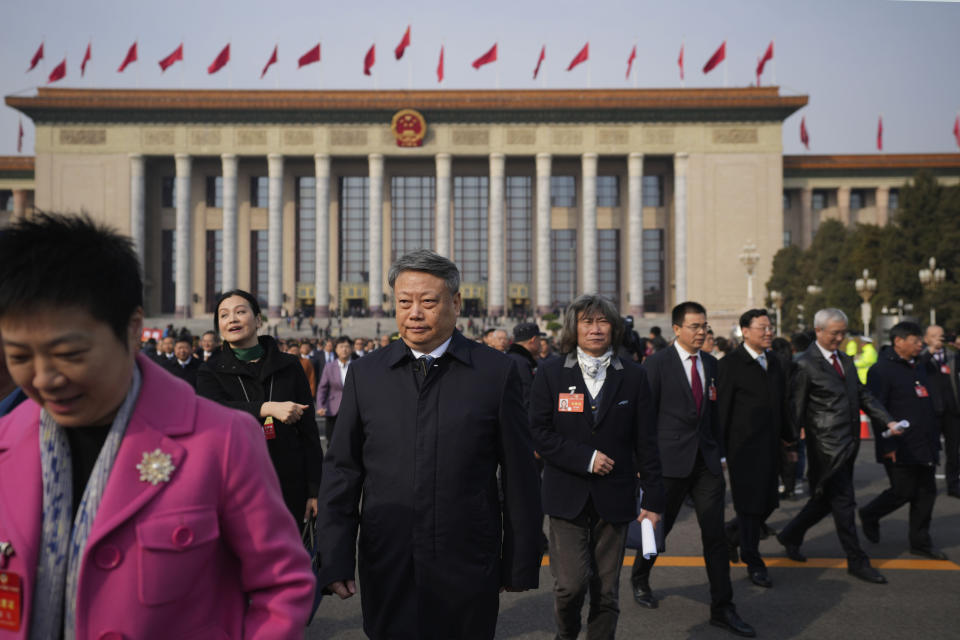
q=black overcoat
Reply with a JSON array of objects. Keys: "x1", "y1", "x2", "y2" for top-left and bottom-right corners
[
  {"x1": 196, "y1": 335, "x2": 323, "y2": 520},
  {"x1": 315, "y1": 331, "x2": 542, "y2": 640},
  {"x1": 717, "y1": 345, "x2": 791, "y2": 515}
]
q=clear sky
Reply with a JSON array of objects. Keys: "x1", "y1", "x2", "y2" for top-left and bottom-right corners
[{"x1": 2, "y1": 0, "x2": 959, "y2": 157}]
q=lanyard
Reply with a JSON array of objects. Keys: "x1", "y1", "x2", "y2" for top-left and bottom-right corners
[{"x1": 238, "y1": 376, "x2": 273, "y2": 403}]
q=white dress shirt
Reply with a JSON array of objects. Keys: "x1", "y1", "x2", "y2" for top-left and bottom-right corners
[{"x1": 674, "y1": 340, "x2": 706, "y2": 394}]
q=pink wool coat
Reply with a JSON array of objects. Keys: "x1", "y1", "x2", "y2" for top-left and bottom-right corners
[{"x1": 0, "y1": 355, "x2": 315, "y2": 639}]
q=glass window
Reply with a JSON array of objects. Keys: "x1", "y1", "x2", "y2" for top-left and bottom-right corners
[
  {"x1": 250, "y1": 176, "x2": 268, "y2": 208},
  {"x1": 297, "y1": 177, "x2": 316, "y2": 283},
  {"x1": 161, "y1": 176, "x2": 176, "y2": 208},
  {"x1": 888, "y1": 188, "x2": 899, "y2": 212},
  {"x1": 205, "y1": 176, "x2": 223, "y2": 208},
  {"x1": 641, "y1": 175, "x2": 662, "y2": 207},
  {"x1": 551, "y1": 229, "x2": 577, "y2": 308},
  {"x1": 506, "y1": 176, "x2": 532, "y2": 285},
  {"x1": 850, "y1": 189, "x2": 865, "y2": 210},
  {"x1": 596, "y1": 175, "x2": 619, "y2": 207},
  {"x1": 250, "y1": 230, "x2": 268, "y2": 308},
  {"x1": 550, "y1": 176, "x2": 576, "y2": 207},
  {"x1": 642, "y1": 229, "x2": 664, "y2": 313},
  {"x1": 598, "y1": 229, "x2": 620, "y2": 308},
  {"x1": 205, "y1": 230, "x2": 223, "y2": 313},
  {"x1": 391, "y1": 176, "x2": 435, "y2": 262},
  {"x1": 0, "y1": 191, "x2": 11, "y2": 212},
  {"x1": 783, "y1": 192, "x2": 791, "y2": 210},
  {"x1": 812, "y1": 190, "x2": 827, "y2": 210},
  {"x1": 454, "y1": 176, "x2": 488, "y2": 282},
  {"x1": 340, "y1": 177, "x2": 369, "y2": 283},
  {"x1": 783, "y1": 230, "x2": 792, "y2": 247}
]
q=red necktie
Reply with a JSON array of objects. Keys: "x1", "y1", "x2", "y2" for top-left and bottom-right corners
[
  {"x1": 690, "y1": 354, "x2": 703, "y2": 412},
  {"x1": 831, "y1": 353, "x2": 845, "y2": 378}
]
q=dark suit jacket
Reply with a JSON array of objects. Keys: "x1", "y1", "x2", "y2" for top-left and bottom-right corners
[
  {"x1": 790, "y1": 343, "x2": 892, "y2": 497},
  {"x1": 717, "y1": 345, "x2": 792, "y2": 514},
  {"x1": 642, "y1": 345, "x2": 722, "y2": 478},
  {"x1": 315, "y1": 331, "x2": 542, "y2": 639},
  {"x1": 317, "y1": 360, "x2": 347, "y2": 416},
  {"x1": 920, "y1": 349, "x2": 960, "y2": 416},
  {"x1": 162, "y1": 356, "x2": 202, "y2": 389},
  {"x1": 530, "y1": 353, "x2": 665, "y2": 523}
]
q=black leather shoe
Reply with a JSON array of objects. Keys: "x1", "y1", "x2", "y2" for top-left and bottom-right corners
[
  {"x1": 632, "y1": 582, "x2": 658, "y2": 609},
  {"x1": 709, "y1": 607, "x2": 756, "y2": 638},
  {"x1": 859, "y1": 509, "x2": 880, "y2": 543},
  {"x1": 749, "y1": 569, "x2": 773, "y2": 588},
  {"x1": 910, "y1": 547, "x2": 949, "y2": 560},
  {"x1": 777, "y1": 534, "x2": 807, "y2": 562},
  {"x1": 848, "y1": 564, "x2": 887, "y2": 584}
]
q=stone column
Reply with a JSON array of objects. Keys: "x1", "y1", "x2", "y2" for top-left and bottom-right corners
[
  {"x1": 129, "y1": 154, "x2": 146, "y2": 269},
  {"x1": 581, "y1": 153, "x2": 598, "y2": 295},
  {"x1": 488, "y1": 153, "x2": 506, "y2": 317},
  {"x1": 221, "y1": 153, "x2": 238, "y2": 292},
  {"x1": 627, "y1": 152, "x2": 644, "y2": 317},
  {"x1": 174, "y1": 154, "x2": 192, "y2": 318},
  {"x1": 11, "y1": 189, "x2": 28, "y2": 218},
  {"x1": 875, "y1": 185, "x2": 890, "y2": 227},
  {"x1": 673, "y1": 152, "x2": 689, "y2": 304},
  {"x1": 837, "y1": 185, "x2": 851, "y2": 227},
  {"x1": 368, "y1": 154, "x2": 384, "y2": 317},
  {"x1": 535, "y1": 153, "x2": 552, "y2": 315},
  {"x1": 314, "y1": 154, "x2": 331, "y2": 317},
  {"x1": 267, "y1": 153, "x2": 284, "y2": 318},
  {"x1": 800, "y1": 186, "x2": 813, "y2": 249},
  {"x1": 435, "y1": 153, "x2": 452, "y2": 258}
]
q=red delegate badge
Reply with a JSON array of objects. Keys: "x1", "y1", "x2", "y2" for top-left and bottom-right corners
[
  {"x1": 708, "y1": 384, "x2": 717, "y2": 402},
  {"x1": 915, "y1": 384, "x2": 929, "y2": 398},
  {"x1": 0, "y1": 571, "x2": 21, "y2": 631},
  {"x1": 263, "y1": 416, "x2": 277, "y2": 440},
  {"x1": 942, "y1": 365, "x2": 951, "y2": 375},
  {"x1": 558, "y1": 393, "x2": 585, "y2": 413}
]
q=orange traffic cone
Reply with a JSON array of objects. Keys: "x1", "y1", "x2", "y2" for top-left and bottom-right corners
[{"x1": 859, "y1": 411, "x2": 871, "y2": 439}]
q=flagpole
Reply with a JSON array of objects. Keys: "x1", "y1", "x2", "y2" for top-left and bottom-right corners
[
  {"x1": 136, "y1": 37, "x2": 141, "y2": 90},
  {"x1": 633, "y1": 43, "x2": 638, "y2": 88},
  {"x1": 723, "y1": 39, "x2": 728, "y2": 88},
  {"x1": 680, "y1": 37, "x2": 685, "y2": 88},
  {"x1": 180, "y1": 37, "x2": 185, "y2": 90},
  {"x1": 772, "y1": 38, "x2": 777, "y2": 86}
]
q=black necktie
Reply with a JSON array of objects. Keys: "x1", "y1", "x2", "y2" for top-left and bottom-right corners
[{"x1": 418, "y1": 355, "x2": 435, "y2": 377}]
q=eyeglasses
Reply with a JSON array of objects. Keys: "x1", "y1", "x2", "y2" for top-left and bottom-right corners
[
  {"x1": 748, "y1": 325, "x2": 775, "y2": 334},
  {"x1": 682, "y1": 324, "x2": 710, "y2": 333}
]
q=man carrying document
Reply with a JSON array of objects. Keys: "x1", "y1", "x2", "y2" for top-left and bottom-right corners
[{"x1": 530, "y1": 294, "x2": 664, "y2": 640}]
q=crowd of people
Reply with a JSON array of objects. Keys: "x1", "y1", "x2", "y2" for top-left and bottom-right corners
[{"x1": 1, "y1": 213, "x2": 958, "y2": 639}]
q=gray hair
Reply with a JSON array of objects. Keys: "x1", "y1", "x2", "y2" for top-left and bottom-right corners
[
  {"x1": 558, "y1": 294, "x2": 624, "y2": 354},
  {"x1": 813, "y1": 307, "x2": 848, "y2": 329},
  {"x1": 387, "y1": 249, "x2": 461, "y2": 296}
]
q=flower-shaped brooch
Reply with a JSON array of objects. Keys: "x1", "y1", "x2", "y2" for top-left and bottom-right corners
[{"x1": 136, "y1": 448, "x2": 176, "y2": 485}]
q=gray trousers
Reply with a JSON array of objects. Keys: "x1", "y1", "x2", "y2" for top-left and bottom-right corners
[{"x1": 549, "y1": 502, "x2": 628, "y2": 640}]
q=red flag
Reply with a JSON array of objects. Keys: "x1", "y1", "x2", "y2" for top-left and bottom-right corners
[
  {"x1": 567, "y1": 42, "x2": 589, "y2": 71},
  {"x1": 953, "y1": 115, "x2": 960, "y2": 148},
  {"x1": 703, "y1": 41, "x2": 726, "y2": 74},
  {"x1": 533, "y1": 45, "x2": 545, "y2": 79},
  {"x1": 298, "y1": 44, "x2": 321, "y2": 68},
  {"x1": 28, "y1": 43, "x2": 44, "y2": 71},
  {"x1": 877, "y1": 115, "x2": 883, "y2": 151},
  {"x1": 800, "y1": 116, "x2": 810, "y2": 150},
  {"x1": 208, "y1": 44, "x2": 230, "y2": 74},
  {"x1": 158, "y1": 44, "x2": 183, "y2": 72},
  {"x1": 261, "y1": 45, "x2": 278, "y2": 78},
  {"x1": 437, "y1": 45, "x2": 444, "y2": 83},
  {"x1": 395, "y1": 25, "x2": 411, "y2": 60},
  {"x1": 678, "y1": 43, "x2": 684, "y2": 80},
  {"x1": 364, "y1": 44, "x2": 375, "y2": 76},
  {"x1": 626, "y1": 45, "x2": 637, "y2": 79},
  {"x1": 118, "y1": 42, "x2": 137, "y2": 73},
  {"x1": 472, "y1": 43, "x2": 497, "y2": 70},
  {"x1": 81, "y1": 42, "x2": 92, "y2": 76},
  {"x1": 17, "y1": 120, "x2": 23, "y2": 153},
  {"x1": 756, "y1": 41, "x2": 773, "y2": 84},
  {"x1": 48, "y1": 58, "x2": 66, "y2": 83}
]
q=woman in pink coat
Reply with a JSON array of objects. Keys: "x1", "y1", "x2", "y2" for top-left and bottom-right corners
[{"x1": 0, "y1": 214, "x2": 314, "y2": 640}]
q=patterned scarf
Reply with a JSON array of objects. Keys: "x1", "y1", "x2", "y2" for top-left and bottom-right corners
[
  {"x1": 577, "y1": 346, "x2": 613, "y2": 399},
  {"x1": 30, "y1": 365, "x2": 142, "y2": 640}
]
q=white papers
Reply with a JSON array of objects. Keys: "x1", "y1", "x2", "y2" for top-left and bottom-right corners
[{"x1": 641, "y1": 518, "x2": 658, "y2": 559}]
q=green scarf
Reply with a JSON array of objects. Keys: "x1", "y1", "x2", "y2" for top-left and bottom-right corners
[{"x1": 232, "y1": 342, "x2": 265, "y2": 362}]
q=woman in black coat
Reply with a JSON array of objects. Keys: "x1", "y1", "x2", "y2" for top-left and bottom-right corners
[{"x1": 198, "y1": 289, "x2": 323, "y2": 523}]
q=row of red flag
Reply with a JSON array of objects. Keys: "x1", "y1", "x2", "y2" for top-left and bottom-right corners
[{"x1": 26, "y1": 34, "x2": 772, "y2": 85}]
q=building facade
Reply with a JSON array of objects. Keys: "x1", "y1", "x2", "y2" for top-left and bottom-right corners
[{"x1": 13, "y1": 86, "x2": 918, "y2": 322}]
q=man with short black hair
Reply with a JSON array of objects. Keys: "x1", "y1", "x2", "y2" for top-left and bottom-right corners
[
  {"x1": 196, "y1": 330, "x2": 219, "y2": 361},
  {"x1": 777, "y1": 308, "x2": 898, "y2": 585},
  {"x1": 164, "y1": 334, "x2": 202, "y2": 389},
  {"x1": 860, "y1": 322, "x2": 946, "y2": 559},
  {"x1": 507, "y1": 322, "x2": 542, "y2": 409},
  {"x1": 156, "y1": 335, "x2": 175, "y2": 363},
  {"x1": 632, "y1": 301, "x2": 754, "y2": 637}
]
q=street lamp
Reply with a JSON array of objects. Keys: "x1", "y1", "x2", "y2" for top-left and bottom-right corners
[
  {"x1": 769, "y1": 290, "x2": 784, "y2": 336},
  {"x1": 918, "y1": 256, "x2": 946, "y2": 325},
  {"x1": 881, "y1": 298, "x2": 914, "y2": 323},
  {"x1": 854, "y1": 269, "x2": 878, "y2": 337},
  {"x1": 739, "y1": 241, "x2": 761, "y2": 308}
]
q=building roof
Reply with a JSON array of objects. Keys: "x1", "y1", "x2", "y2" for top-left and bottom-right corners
[
  {"x1": 0, "y1": 156, "x2": 34, "y2": 179},
  {"x1": 783, "y1": 153, "x2": 960, "y2": 178},
  {"x1": 6, "y1": 87, "x2": 807, "y2": 125}
]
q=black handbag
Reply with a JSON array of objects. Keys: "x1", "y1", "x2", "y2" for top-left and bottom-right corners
[{"x1": 301, "y1": 517, "x2": 323, "y2": 625}]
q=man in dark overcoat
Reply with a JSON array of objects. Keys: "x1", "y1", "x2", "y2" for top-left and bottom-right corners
[
  {"x1": 776, "y1": 308, "x2": 897, "y2": 584},
  {"x1": 315, "y1": 250, "x2": 542, "y2": 640},
  {"x1": 718, "y1": 309, "x2": 794, "y2": 588}
]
